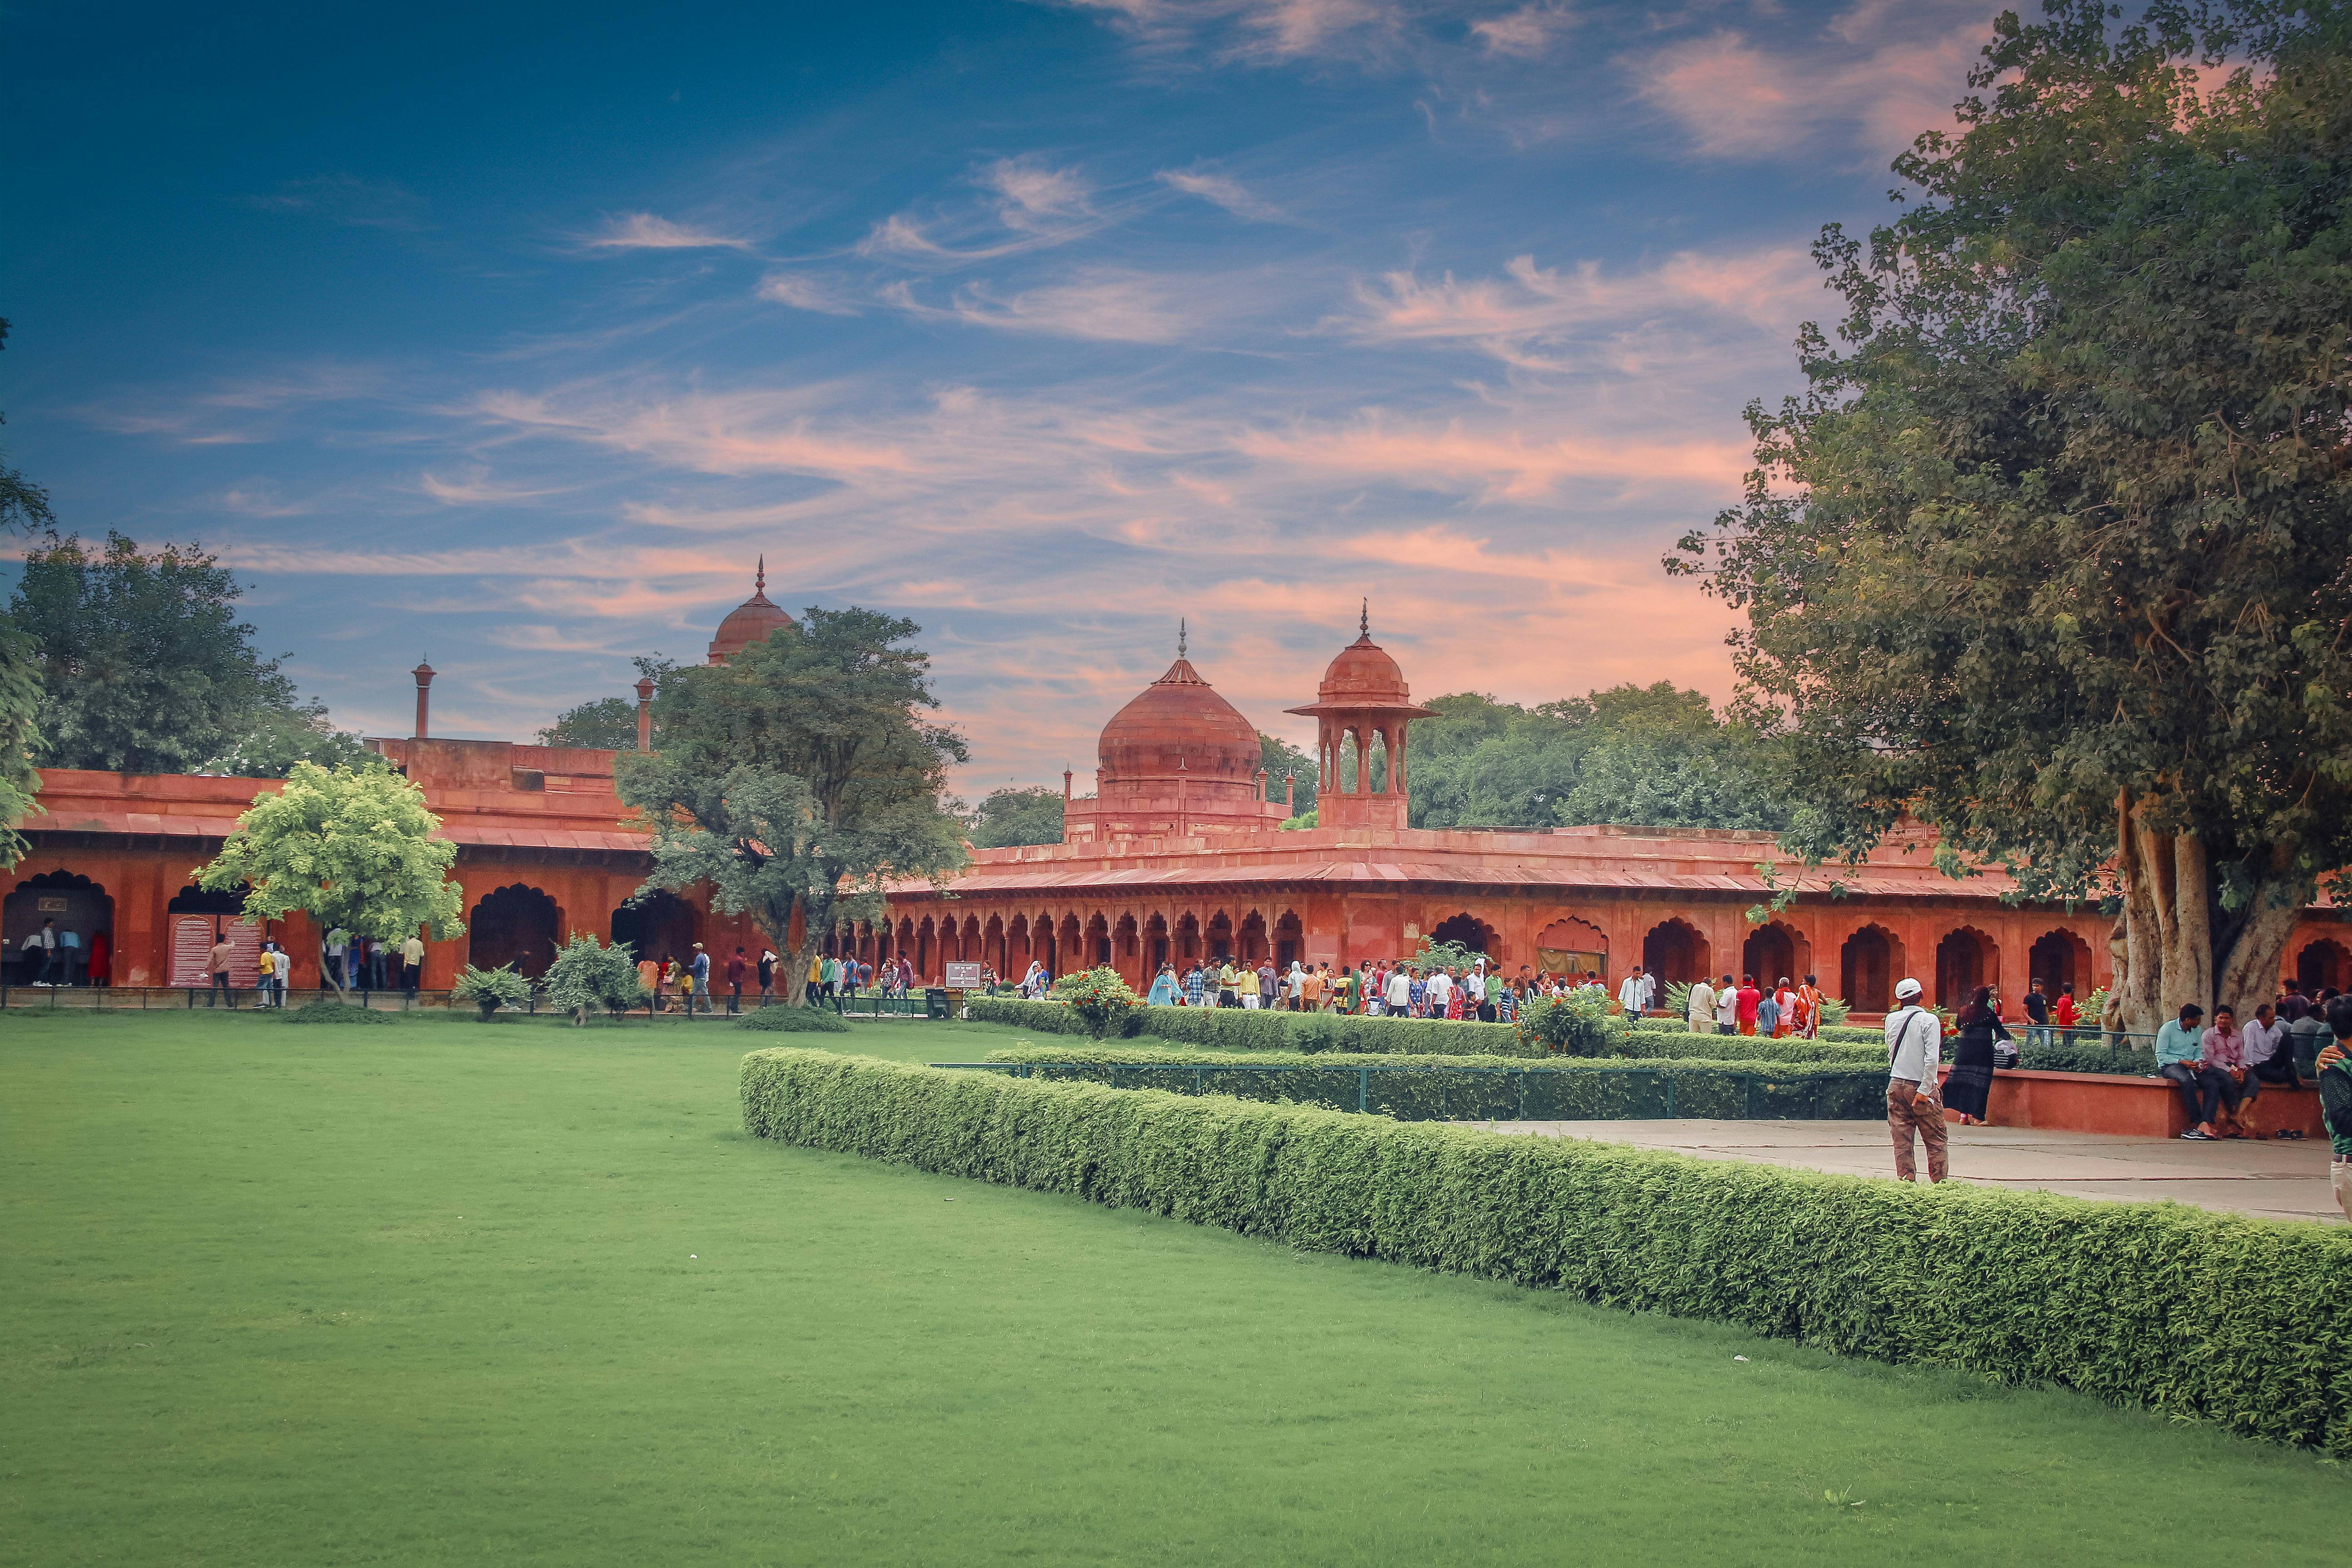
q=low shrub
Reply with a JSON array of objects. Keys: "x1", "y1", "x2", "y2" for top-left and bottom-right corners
[
  {"x1": 543, "y1": 934, "x2": 648, "y2": 1023},
  {"x1": 451, "y1": 963, "x2": 532, "y2": 1021},
  {"x1": 2017, "y1": 1039, "x2": 2160, "y2": 1077},
  {"x1": 1601, "y1": 1028, "x2": 1885, "y2": 1067},
  {"x1": 1514, "y1": 990, "x2": 1626, "y2": 1056},
  {"x1": 973, "y1": 1044, "x2": 1886, "y2": 1121},
  {"x1": 964, "y1": 996, "x2": 1541, "y2": 1057},
  {"x1": 1049, "y1": 967, "x2": 1140, "y2": 1039},
  {"x1": 737, "y1": 1005, "x2": 852, "y2": 1034},
  {"x1": 741, "y1": 1049, "x2": 2352, "y2": 1453},
  {"x1": 284, "y1": 999, "x2": 399, "y2": 1025},
  {"x1": 1633, "y1": 1016, "x2": 1882, "y2": 1047}
]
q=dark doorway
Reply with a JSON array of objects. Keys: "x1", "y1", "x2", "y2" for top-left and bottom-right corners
[
  {"x1": 1841, "y1": 926, "x2": 1896, "y2": 1013},
  {"x1": 469, "y1": 884, "x2": 560, "y2": 979},
  {"x1": 5, "y1": 871, "x2": 114, "y2": 986},
  {"x1": 2029, "y1": 929, "x2": 2088, "y2": 994},
  {"x1": 1741, "y1": 923, "x2": 1800, "y2": 988},
  {"x1": 612, "y1": 889, "x2": 696, "y2": 969},
  {"x1": 1641, "y1": 920, "x2": 1706, "y2": 985},
  {"x1": 1935, "y1": 928, "x2": 1995, "y2": 1009}
]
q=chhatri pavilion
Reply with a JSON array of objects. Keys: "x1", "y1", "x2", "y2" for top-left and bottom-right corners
[{"x1": 10, "y1": 566, "x2": 2350, "y2": 1011}]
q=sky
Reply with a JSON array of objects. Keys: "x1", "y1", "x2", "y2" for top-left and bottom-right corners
[{"x1": 3, "y1": 0, "x2": 2007, "y2": 796}]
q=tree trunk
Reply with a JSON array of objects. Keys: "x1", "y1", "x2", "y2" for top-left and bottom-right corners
[{"x1": 2110, "y1": 790, "x2": 2303, "y2": 1038}]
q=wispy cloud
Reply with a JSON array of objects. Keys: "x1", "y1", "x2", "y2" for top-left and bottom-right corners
[
  {"x1": 1058, "y1": 0, "x2": 1409, "y2": 65},
  {"x1": 243, "y1": 175, "x2": 429, "y2": 231},
  {"x1": 882, "y1": 271, "x2": 1200, "y2": 343},
  {"x1": 416, "y1": 466, "x2": 572, "y2": 506},
  {"x1": 582, "y1": 212, "x2": 754, "y2": 250},
  {"x1": 979, "y1": 157, "x2": 1092, "y2": 226},
  {"x1": 1156, "y1": 167, "x2": 1285, "y2": 220},
  {"x1": 1469, "y1": 2, "x2": 1572, "y2": 58},
  {"x1": 756, "y1": 272, "x2": 863, "y2": 314},
  {"x1": 1630, "y1": 1, "x2": 1991, "y2": 164}
]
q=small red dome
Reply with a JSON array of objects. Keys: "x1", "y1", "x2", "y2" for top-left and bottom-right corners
[
  {"x1": 1098, "y1": 657, "x2": 1261, "y2": 784},
  {"x1": 1315, "y1": 636, "x2": 1411, "y2": 705},
  {"x1": 707, "y1": 560, "x2": 794, "y2": 665}
]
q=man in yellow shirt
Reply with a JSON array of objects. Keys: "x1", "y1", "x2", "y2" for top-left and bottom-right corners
[{"x1": 1238, "y1": 963, "x2": 1260, "y2": 1009}]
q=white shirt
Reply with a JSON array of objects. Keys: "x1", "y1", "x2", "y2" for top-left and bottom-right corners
[
  {"x1": 1641, "y1": 975, "x2": 1657, "y2": 1008},
  {"x1": 1384, "y1": 970, "x2": 1411, "y2": 1007},
  {"x1": 2242, "y1": 1017, "x2": 2288, "y2": 1067},
  {"x1": 1427, "y1": 972, "x2": 1452, "y2": 1005},
  {"x1": 1617, "y1": 975, "x2": 1646, "y2": 1013},
  {"x1": 1465, "y1": 971, "x2": 1485, "y2": 1001},
  {"x1": 1715, "y1": 987, "x2": 1738, "y2": 1026},
  {"x1": 403, "y1": 936, "x2": 425, "y2": 964},
  {"x1": 1686, "y1": 981, "x2": 1714, "y2": 1027},
  {"x1": 1885, "y1": 1003, "x2": 1944, "y2": 1090}
]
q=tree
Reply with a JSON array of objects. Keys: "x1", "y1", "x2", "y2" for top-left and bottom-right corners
[
  {"x1": 966, "y1": 785, "x2": 1064, "y2": 848},
  {"x1": 1675, "y1": 0, "x2": 2352, "y2": 1035},
  {"x1": 1400, "y1": 685, "x2": 1788, "y2": 831},
  {"x1": 542, "y1": 933, "x2": 649, "y2": 1024},
  {"x1": 615, "y1": 607, "x2": 969, "y2": 1007},
  {"x1": 9, "y1": 531, "x2": 328, "y2": 775},
  {"x1": 196, "y1": 761, "x2": 466, "y2": 1001},
  {"x1": 1258, "y1": 731, "x2": 1318, "y2": 813},
  {"x1": 202, "y1": 699, "x2": 374, "y2": 778},
  {"x1": 539, "y1": 656, "x2": 673, "y2": 750},
  {"x1": 0, "y1": 316, "x2": 49, "y2": 868}
]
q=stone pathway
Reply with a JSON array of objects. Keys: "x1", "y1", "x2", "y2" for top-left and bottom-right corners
[{"x1": 1463, "y1": 1118, "x2": 2344, "y2": 1224}]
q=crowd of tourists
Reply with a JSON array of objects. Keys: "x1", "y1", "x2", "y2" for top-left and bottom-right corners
[{"x1": 1114, "y1": 954, "x2": 1666, "y2": 1024}]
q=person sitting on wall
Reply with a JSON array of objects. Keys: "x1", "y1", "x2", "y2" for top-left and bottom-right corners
[
  {"x1": 2242, "y1": 1001, "x2": 2302, "y2": 1096},
  {"x1": 2200, "y1": 1004, "x2": 2256, "y2": 1137},
  {"x1": 2156, "y1": 1002, "x2": 2237, "y2": 1141}
]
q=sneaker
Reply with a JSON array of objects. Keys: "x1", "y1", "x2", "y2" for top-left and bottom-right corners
[{"x1": 2178, "y1": 1128, "x2": 2214, "y2": 1140}]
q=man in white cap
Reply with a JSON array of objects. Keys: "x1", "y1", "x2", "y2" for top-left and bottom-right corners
[{"x1": 1884, "y1": 977, "x2": 1948, "y2": 1183}]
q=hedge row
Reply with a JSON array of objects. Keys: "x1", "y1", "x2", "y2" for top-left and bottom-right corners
[
  {"x1": 1593, "y1": 1028, "x2": 1884, "y2": 1066},
  {"x1": 969, "y1": 1044, "x2": 1887, "y2": 1121},
  {"x1": 965, "y1": 996, "x2": 1540, "y2": 1057},
  {"x1": 741, "y1": 1049, "x2": 2352, "y2": 1451}
]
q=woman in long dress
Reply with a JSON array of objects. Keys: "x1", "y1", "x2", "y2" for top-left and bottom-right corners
[
  {"x1": 1944, "y1": 985, "x2": 2011, "y2": 1125},
  {"x1": 1145, "y1": 964, "x2": 1178, "y2": 1006}
]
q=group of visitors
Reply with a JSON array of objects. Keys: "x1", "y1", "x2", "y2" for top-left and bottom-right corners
[
  {"x1": 1132, "y1": 955, "x2": 1654, "y2": 1025},
  {"x1": 1684, "y1": 974, "x2": 1831, "y2": 1039},
  {"x1": 315, "y1": 928, "x2": 428, "y2": 997},
  {"x1": 2154, "y1": 984, "x2": 2347, "y2": 1141},
  {"x1": 13, "y1": 917, "x2": 109, "y2": 987}
]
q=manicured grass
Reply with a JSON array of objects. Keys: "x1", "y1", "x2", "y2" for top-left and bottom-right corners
[{"x1": 2, "y1": 1010, "x2": 2342, "y2": 1566}]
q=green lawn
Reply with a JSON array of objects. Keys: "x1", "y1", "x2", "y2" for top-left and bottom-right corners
[{"x1": 2, "y1": 1011, "x2": 2340, "y2": 1566}]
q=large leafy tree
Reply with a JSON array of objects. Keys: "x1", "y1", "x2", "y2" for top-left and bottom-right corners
[
  {"x1": 1258, "y1": 731, "x2": 1318, "y2": 813},
  {"x1": 196, "y1": 761, "x2": 466, "y2": 1001},
  {"x1": 1402, "y1": 684, "x2": 1788, "y2": 831},
  {"x1": 9, "y1": 531, "x2": 352, "y2": 776},
  {"x1": 1676, "y1": 0, "x2": 2352, "y2": 1033},
  {"x1": 0, "y1": 316, "x2": 48, "y2": 867},
  {"x1": 615, "y1": 608, "x2": 969, "y2": 1006},
  {"x1": 966, "y1": 784, "x2": 1065, "y2": 848}
]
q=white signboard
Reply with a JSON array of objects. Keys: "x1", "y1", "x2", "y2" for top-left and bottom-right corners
[{"x1": 944, "y1": 961, "x2": 985, "y2": 989}]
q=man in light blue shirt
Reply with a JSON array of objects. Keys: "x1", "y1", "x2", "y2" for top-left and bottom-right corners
[
  {"x1": 689, "y1": 944, "x2": 710, "y2": 1015},
  {"x1": 2155, "y1": 1003, "x2": 2234, "y2": 1140}
]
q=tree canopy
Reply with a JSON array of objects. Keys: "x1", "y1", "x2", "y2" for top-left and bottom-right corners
[
  {"x1": 1675, "y1": 0, "x2": 2352, "y2": 1032},
  {"x1": 1403, "y1": 683, "x2": 1788, "y2": 832},
  {"x1": 966, "y1": 784, "x2": 1065, "y2": 848},
  {"x1": 196, "y1": 761, "x2": 466, "y2": 1000},
  {"x1": 538, "y1": 657, "x2": 673, "y2": 750},
  {"x1": 615, "y1": 608, "x2": 968, "y2": 1005},
  {"x1": 9, "y1": 531, "x2": 363, "y2": 777},
  {"x1": 0, "y1": 317, "x2": 47, "y2": 868},
  {"x1": 1258, "y1": 731, "x2": 1318, "y2": 813}
]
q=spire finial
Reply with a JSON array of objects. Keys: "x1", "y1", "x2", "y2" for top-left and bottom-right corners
[
  {"x1": 1178, "y1": 617, "x2": 1187, "y2": 659},
  {"x1": 755, "y1": 554, "x2": 766, "y2": 595},
  {"x1": 1360, "y1": 597, "x2": 1368, "y2": 638}
]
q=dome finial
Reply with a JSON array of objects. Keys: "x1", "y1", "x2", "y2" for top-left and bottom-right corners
[
  {"x1": 1360, "y1": 597, "x2": 1369, "y2": 638},
  {"x1": 1178, "y1": 617, "x2": 1187, "y2": 659},
  {"x1": 755, "y1": 554, "x2": 766, "y2": 595}
]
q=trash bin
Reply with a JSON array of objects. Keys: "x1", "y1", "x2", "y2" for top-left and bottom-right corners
[{"x1": 924, "y1": 986, "x2": 950, "y2": 1020}]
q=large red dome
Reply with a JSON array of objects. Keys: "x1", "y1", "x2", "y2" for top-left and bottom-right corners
[
  {"x1": 1098, "y1": 657, "x2": 1261, "y2": 784},
  {"x1": 706, "y1": 559, "x2": 794, "y2": 665}
]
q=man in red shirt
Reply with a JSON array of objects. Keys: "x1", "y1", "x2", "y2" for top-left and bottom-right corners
[
  {"x1": 726, "y1": 946, "x2": 748, "y2": 1014},
  {"x1": 2052, "y1": 983, "x2": 2079, "y2": 1044},
  {"x1": 1735, "y1": 975, "x2": 1762, "y2": 1036}
]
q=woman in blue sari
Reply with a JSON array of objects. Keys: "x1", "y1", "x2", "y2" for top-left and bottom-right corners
[{"x1": 1145, "y1": 963, "x2": 1179, "y2": 1006}]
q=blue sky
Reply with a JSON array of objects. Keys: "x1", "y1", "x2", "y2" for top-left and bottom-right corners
[{"x1": 5, "y1": 0, "x2": 2004, "y2": 794}]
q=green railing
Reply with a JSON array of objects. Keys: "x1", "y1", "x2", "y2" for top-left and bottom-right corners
[{"x1": 928, "y1": 1060, "x2": 1888, "y2": 1122}]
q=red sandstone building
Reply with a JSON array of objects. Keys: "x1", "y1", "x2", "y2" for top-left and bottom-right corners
[{"x1": 9, "y1": 572, "x2": 2351, "y2": 1009}]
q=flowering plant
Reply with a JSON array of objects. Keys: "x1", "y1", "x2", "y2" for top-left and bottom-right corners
[{"x1": 1051, "y1": 966, "x2": 1141, "y2": 1039}]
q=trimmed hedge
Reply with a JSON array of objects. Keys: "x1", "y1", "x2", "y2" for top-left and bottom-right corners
[
  {"x1": 965, "y1": 996, "x2": 1541, "y2": 1057},
  {"x1": 1634, "y1": 1016, "x2": 1884, "y2": 1047},
  {"x1": 1594, "y1": 1028, "x2": 1884, "y2": 1067},
  {"x1": 742, "y1": 1049, "x2": 2352, "y2": 1452},
  {"x1": 971, "y1": 1044, "x2": 1886, "y2": 1121}
]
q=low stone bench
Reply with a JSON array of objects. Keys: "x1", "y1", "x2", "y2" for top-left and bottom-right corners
[{"x1": 1938, "y1": 1065, "x2": 2325, "y2": 1138}]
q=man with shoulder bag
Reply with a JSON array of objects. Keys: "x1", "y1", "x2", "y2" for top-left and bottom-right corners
[{"x1": 1885, "y1": 977, "x2": 1948, "y2": 1183}]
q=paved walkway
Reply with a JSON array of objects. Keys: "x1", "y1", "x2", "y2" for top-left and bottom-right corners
[{"x1": 1464, "y1": 1119, "x2": 2345, "y2": 1224}]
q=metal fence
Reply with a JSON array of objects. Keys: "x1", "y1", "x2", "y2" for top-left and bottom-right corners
[
  {"x1": 930, "y1": 1059, "x2": 1887, "y2": 1122},
  {"x1": 0, "y1": 984, "x2": 946, "y2": 1019}
]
